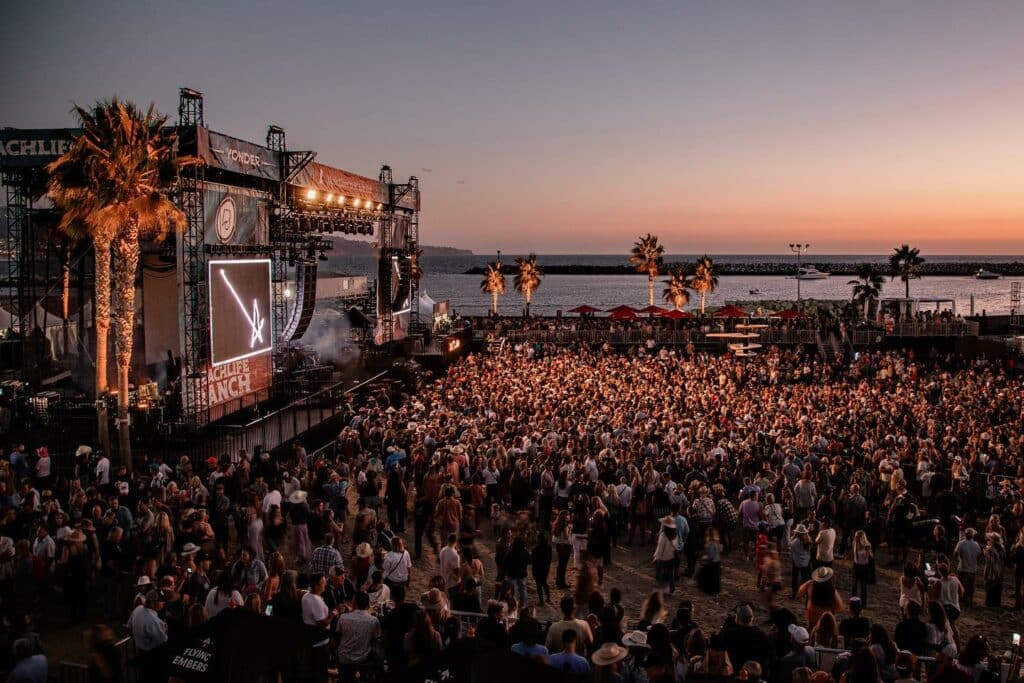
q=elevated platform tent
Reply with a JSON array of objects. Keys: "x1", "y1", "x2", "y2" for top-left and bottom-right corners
[{"x1": 880, "y1": 297, "x2": 956, "y2": 315}]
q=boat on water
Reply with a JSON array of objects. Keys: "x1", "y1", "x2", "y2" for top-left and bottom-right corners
[
  {"x1": 748, "y1": 289, "x2": 762, "y2": 295},
  {"x1": 974, "y1": 269, "x2": 1001, "y2": 280},
  {"x1": 795, "y1": 266, "x2": 830, "y2": 280}
]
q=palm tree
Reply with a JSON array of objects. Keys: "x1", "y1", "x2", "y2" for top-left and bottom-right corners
[
  {"x1": 629, "y1": 233, "x2": 665, "y2": 306},
  {"x1": 889, "y1": 244, "x2": 925, "y2": 298},
  {"x1": 690, "y1": 255, "x2": 719, "y2": 315},
  {"x1": 514, "y1": 253, "x2": 543, "y2": 316},
  {"x1": 848, "y1": 263, "x2": 885, "y2": 320},
  {"x1": 480, "y1": 253, "x2": 506, "y2": 316},
  {"x1": 48, "y1": 98, "x2": 195, "y2": 470},
  {"x1": 662, "y1": 266, "x2": 692, "y2": 310}
]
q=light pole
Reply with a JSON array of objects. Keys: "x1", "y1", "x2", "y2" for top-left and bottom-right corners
[{"x1": 789, "y1": 243, "x2": 809, "y2": 303}]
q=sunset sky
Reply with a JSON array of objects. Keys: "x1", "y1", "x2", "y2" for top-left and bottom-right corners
[{"x1": 3, "y1": 1, "x2": 1023, "y2": 254}]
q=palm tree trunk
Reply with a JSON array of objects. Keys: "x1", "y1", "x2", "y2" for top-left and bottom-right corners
[
  {"x1": 491, "y1": 291, "x2": 498, "y2": 316},
  {"x1": 525, "y1": 290, "x2": 532, "y2": 317},
  {"x1": 863, "y1": 298, "x2": 869, "y2": 320},
  {"x1": 113, "y1": 221, "x2": 140, "y2": 472},
  {"x1": 648, "y1": 275, "x2": 654, "y2": 306},
  {"x1": 62, "y1": 248, "x2": 71, "y2": 358},
  {"x1": 93, "y1": 238, "x2": 112, "y2": 456},
  {"x1": 700, "y1": 292, "x2": 707, "y2": 315}
]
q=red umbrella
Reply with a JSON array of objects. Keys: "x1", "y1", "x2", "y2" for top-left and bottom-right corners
[
  {"x1": 773, "y1": 308, "x2": 804, "y2": 320},
  {"x1": 637, "y1": 305, "x2": 668, "y2": 315},
  {"x1": 659, "y1": 309, "x2": 695, "y2": 319},
  {"x1": 608, "y1": 308, "x2": 638, "y2": 320},
  {"x1": 714, "y1": 304, "x2": 748, "y2": 318},
  {"x1": 606, "y1": 305, "x2": 639, "y2": 314},
  {"x1": 568, "y1": 305, "x2": 601, "y2": 314}
]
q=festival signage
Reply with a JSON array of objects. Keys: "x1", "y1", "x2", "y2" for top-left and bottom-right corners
[
  {"x1": 204, "y1": 354, "x2": 272, "y2": 410},
  {"x1": 0, "y1": 129, "x2": 79, "y2": 168},
  {"x1": 196, "y1": 128, "x2": 280, "y2": 181},
  {"x1": 202, "y1": 182, "x2": 269, "y2": 246}
]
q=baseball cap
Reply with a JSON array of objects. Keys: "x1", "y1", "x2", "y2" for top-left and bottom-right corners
[{"x1": 788, "y1": 624, "x2": 810, "y2": 644}]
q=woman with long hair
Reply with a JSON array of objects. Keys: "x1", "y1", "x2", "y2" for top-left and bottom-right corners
[
  {"x1": 797, "y1": 566, "x2": 844, "y2": 631},
  {"x1": 204, "y1": 571, "x2": 243, "y2": 619},
  {"x1": 264, "y1": 505, "x2": 285, "y2": 554},
  {"x1": 552, "y1": 510, "x2": 572, "y2": 589},
  {"x1": 811, "y1": 611, "x2": 840, "y2": 649},
  {"x1": 637, "y1": 590, "x2": 667, "y2": 631},
  {"x1": 404, "y1": 609, "x2": 442, "y2": 668},
  {"x1": 924, "y1": 601, "x2": 956, "y2": 658},
  {"x1": 852, "y1": 530, "x2": 874, "y2": 606},
  {"x1": 842, "y1": 646, "x2": 882, "y2": 683},
  {"x1": 653, "y1": 515, "x2": 677, "y2": 593},
  {"x1": 897, "y1": 563, "x2": 925, "y2": 611},
  {"x1": 262, "y1": 551, "x2": 286, "y2": 602},
  {"x1": 869, "y1": 623, "x2": 899, "y2": 682},
  {"x1": 268, "y1": 569, "x2": 302, "y2": 622},
  {"x1": 246, "y1": 496, "x2": 264, "y2": 563}
]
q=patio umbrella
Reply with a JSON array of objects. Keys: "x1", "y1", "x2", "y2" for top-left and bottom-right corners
[
  {"x1": 608, "y1": 308, "x2": 638, "y2": 320},
  {"x1": 714, "y1": 304, "x2": 748, "y2": 318},
  {"x1": 773, "y1": 308, "x2": 804, "y2": 320},
  {"x1": 637, "y1": 305, "x2": 668, "y2": 315},
  {"x1": 568, "y1": 304, "x2": 601, "y2": 314},
  {"x1": 658, "y1": 309, "x2": 695, "y2": 319},
  {"x1": 606, "y1": 304, "x2": 639, "y2": 314}
]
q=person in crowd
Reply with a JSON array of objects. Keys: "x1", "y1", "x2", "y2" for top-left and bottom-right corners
[{"x1": 798, "y1": 566, "x2": 844, "y2": 631}]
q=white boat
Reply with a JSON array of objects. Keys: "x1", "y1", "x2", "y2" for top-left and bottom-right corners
[
  {"x1": 974, "y1": 269, "x2": 1001, "y2": 280},
  {"x1": 748, "y1": 289, "x2": 762, "y2": 295},
  {"x1": 795, "y1": 266, "x2": 830, "y2": 280}
]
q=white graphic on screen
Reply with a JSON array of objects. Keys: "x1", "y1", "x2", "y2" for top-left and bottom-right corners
[{"x1": 218, "y1": 268, "x2": 266, "y2": 348}]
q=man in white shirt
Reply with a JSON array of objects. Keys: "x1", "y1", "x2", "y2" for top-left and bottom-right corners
[
  {"x1": 95, "y1": 454, "x2": 111, "y2": 489},
  {"x1": 32, "y1": 526, "x2": 55, "y2": 577},
  {"x1": 815, "y1": 517, "x2": 836, "y2": 567},
  {"x1": 302, "y1": 573, "x2": 337, "y2": 651},
  {"x1": 953, "y1": 528, "x2": 982, "y2": 607},
  {"x1": 262, "y1": 488, "x2": 282, "y2": 518},
  {"x1": 131, "y1": 591, "x2": 169, "y2": 652},
  {"x1": 439, "y1": 534, "x2": 461, "y2": 590}
]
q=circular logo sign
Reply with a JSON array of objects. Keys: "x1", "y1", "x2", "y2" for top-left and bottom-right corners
[{"x1": 215, "y1": 196, "x2": 237, "y2": 243}]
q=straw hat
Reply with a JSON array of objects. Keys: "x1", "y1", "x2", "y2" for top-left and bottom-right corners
[
  {"x1": 68, "y1": 529, "x2": 87, "y2": 543},
  {"x1": 288, "y1": 490, "x2": 308, "y2": 504},
  {"x1": 812, "y1": 567, "x2": 834, "y2": 583},
  {"x1": 355, "y1": 542, "x2": 373, "y2": 559},
  {"x1": 421, "y1": 587, "x2": 446, "y2": 611},
  {"x1": 659, "y1": 515, "x2": 676, "y2": 529},
  {"x1": 592, "y1": 643, "x2": 629, "y2": 666},
  {"x1": 621, "y1": 631, "x2": 650, "y2": 649},
  {"x1": 180, "y1": 543, "x2": 200, "y2": 556}
]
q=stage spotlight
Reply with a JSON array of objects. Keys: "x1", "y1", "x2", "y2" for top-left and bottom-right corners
[
  {"x1": 305, "y1": 188, "x2": 317, "y2": 200},
  {"x1": 376, "y1": 203, "x2": 383, "y2": 211},
  {"x1": 337, "y1": 195, "x2": 346, "y2": 205},
  {"x1": 326, "y1": 193, "x2": 334, "y2": 203},
  {"x1": 352, "y1": 198, "x2": 361, "y2": 208}
]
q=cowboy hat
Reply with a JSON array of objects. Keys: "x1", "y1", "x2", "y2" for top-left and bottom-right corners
[
  {"x1": 421, "y1": 587, "x2": 446, "y2": 610},
  {"x1": 592, "y1": 643, "x2": 629, "y2": 666},
  {"x1": 621, "y1": 631, "x2": 650, "y2": 649},
  {"x1": 68, "y1": 530, "x2": 87, "y2": 543},
  {"x1": 288, "y1": 491, "x2": 308, "y2": 504},
  {"x1": 355, "y1": 542, "x2": 374, "y2": 559},
  {"x1": 180, "y1": 543, "x2": 200, "y2": 556},
  {"x1": 812, "y1": 567, "x2": 834, "y2": 583},
  {"x1": 136, "y1": 576, "x2": 153, "y2": 588},
  {"x1": 659, "y1": 515, "x2": 676, "y2": 529}
]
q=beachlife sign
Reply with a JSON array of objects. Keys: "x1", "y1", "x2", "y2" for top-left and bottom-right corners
[
  {"x1": 205, "y1": 355, "x2": 271, "y2": 409},
  {"x1": 0, "y1": 129, "x2": 79, "y2": 168}
]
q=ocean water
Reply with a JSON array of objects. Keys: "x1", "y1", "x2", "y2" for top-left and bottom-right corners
[{"x1": 325, "y1": 254, "x2": 1024, "y2": 316}]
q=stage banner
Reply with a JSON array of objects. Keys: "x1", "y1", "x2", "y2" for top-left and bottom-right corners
[
  {"x1": 374, "y1": 250, "x2": 410, "y2": 345},
  {"x1": 196, "y1": 128, "x2": 280, "y2": 181},
  {"x1": 291, "y1": 161, "x2": 389, "y2": 206},
  {"x1": 205, "y1": 354, "x2": 272, "y2": 411},
  {"x1": 202, "y1": 182, "x2": 269, "y2": 246},
  {"x1": 0, "y1": 129, "x2": 79, "y2": 169}
]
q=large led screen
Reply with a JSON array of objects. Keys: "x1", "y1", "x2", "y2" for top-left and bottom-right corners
[{"x1": 208, "y1": 259, "x2": 273, "y2": 366}]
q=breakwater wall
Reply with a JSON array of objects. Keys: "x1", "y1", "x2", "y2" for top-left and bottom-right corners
[{"x1": 465, "y1": 261, "x2": 1024, "y2": 276}]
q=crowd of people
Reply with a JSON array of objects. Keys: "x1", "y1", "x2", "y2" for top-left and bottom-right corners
[{"x1": 1, "y1": 342, "x2": 1023, "y2": 683}]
